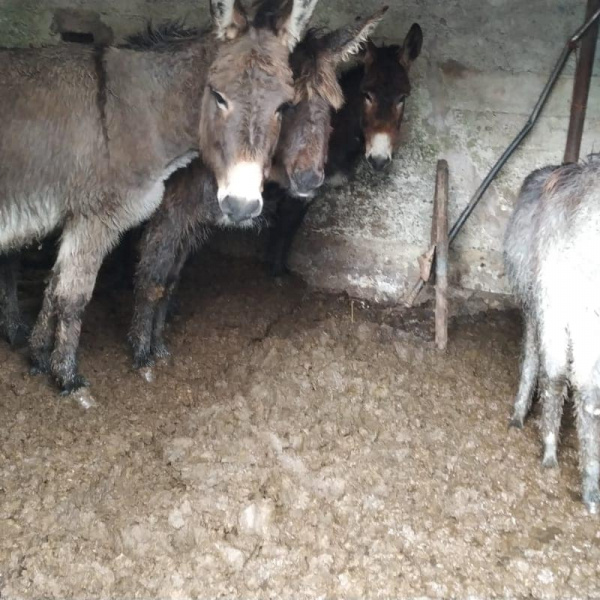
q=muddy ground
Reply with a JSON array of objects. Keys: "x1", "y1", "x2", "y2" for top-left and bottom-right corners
[{"x1": 1, "y1": 252, "x2": 600, "y2": 599}]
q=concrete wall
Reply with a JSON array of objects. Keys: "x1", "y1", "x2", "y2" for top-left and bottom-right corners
[{"x1": 1, "y1": 0, "x2": 598, "y2": 302}]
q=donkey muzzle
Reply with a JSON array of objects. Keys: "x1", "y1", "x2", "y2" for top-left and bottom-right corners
[
  {"x1": 289, "y1": 169, "x2": 325, "y2": 197},
  {"x1": 367, "y1": 155, "x2": 391, "y2": 171},
  {"x1": 220, "y1": 196, "x2": 263, "y2": 223}
]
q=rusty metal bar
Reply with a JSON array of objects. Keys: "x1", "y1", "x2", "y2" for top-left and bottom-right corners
[
  {"x1": 434, "y1": 160, "x2": 449, "y2": 350},
  {"x1": 405, "y1": 4, "x2": 600, "y2": 306},
  {"x1": 564, "y1": 0, "x2": 600, "y2": 163}
]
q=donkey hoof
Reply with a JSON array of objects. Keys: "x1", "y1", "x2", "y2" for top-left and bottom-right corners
[
  {"x1": 152, "y1": 341, "x2": 171, "y2": 360},
  {"x1": 509, "y1": 416, "x2": 524, "y2": 430},
  {"x1": 30, "y1": 353, "x2": 51, "y2": 375},
  {"x1": 133, "y1": 352, "x2": 155, "y2": 370},
  {"x1": 268, "y1": 263, "x2": 290, "y2": 279},
  {"x1": 541, "y1": 453, "x2": 559, "y2": 470},
  {"x1": 59, "y1": 374, "x2": 89, "y2": 396},
  {"x1": 584, "y1": 489, "x2": 600, "y2": 514},
  {"x1": 6, "y1": 322, "x2": 30, "y2": 348},
  {"x1": 2, "y1": 321, "x2": 30, "y2": 348}
]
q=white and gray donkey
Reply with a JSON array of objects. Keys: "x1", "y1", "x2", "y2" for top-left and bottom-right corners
[{"x1": 504, "y1": 156, "x2": 600, "y2": 512}]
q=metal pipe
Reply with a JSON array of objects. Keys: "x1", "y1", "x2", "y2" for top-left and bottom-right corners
[
  {"x1": 564, "y1": 0, "x2": 600, "y2": 163},
  {"x1": 406, "y1": 5, "x2": 600, "y2": 305}
]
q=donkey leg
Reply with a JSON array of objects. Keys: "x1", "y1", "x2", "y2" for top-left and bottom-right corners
[
  {"x1": 0, "y1": 253, "x2": 29, "y2": 347},
  {"x1": 574, "y1": 385, "x2": 600, "y2": 511},
  {"x1": 279, "y1": 199, "x2": 311, "y2": 274},
  {"x1": 570, "y1": 327, "x2": 600, "y2": 511},
  {"x1": 50, "y1": 222, "x2": 118, "y2": 393},
  {"x1": 537, "y1": 319, "x2": 569, "y2": 469},
  {"x1": 129, "y1": 222, "x2": 183, "y2": 369},
  {"x1": 29, "y1": 273, "x2": 59, "y2": 374},
  {"x1": 129, "y1": 282, "x2": 166, "y2": 369},
  {"x1": 510, "y1": 315, "x2": 539, "y2": 428},
  {"x1": 266, "y1": 195, "x2": 311, "y2": 277},
  {"x1": 151, "y1": 244, "x2": 194, "y2": 360}
]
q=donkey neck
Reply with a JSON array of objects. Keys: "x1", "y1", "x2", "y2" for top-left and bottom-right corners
[
  {"x1": 337, "y1": 64, "x2": 365, "y2": 129},
  {"x1": 104, "y1": 39, "x2": 216, "y2": 182}
]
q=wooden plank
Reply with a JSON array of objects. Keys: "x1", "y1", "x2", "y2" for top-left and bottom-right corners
[{"x1": 434, "y1": 160, "x2": 449, "y2": 351}]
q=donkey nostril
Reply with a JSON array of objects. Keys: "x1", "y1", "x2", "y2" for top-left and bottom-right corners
[
  {"x1": 368, "y1": 155, "x2": 391, "y2": 171},
  {"x1": 221, "y1": 197, "x2": 262, "y2": 223},
  {"x1": 247, "y1": 199, "x2": 262, "y2": 218},
  {"x1": 292, "y1": 169, "x2": 324, "y2": 195}
]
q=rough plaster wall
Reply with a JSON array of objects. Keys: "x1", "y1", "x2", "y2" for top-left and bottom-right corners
[{"x1": 0, "y1": 0, "x2": 598, "y2": 301}]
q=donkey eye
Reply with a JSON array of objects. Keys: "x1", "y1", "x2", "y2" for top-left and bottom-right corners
[
  {"x1": 276, "y1": 102, "x2": 294, "y2": 116},
  {"x1": 363, "y1": 91, "x2": 374, "y2": 104},
  {"x1": 211, "y1": 88, "x2": 228, "y2": 110}
]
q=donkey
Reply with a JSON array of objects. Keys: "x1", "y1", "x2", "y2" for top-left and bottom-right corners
[
  {"x1": 504, "y1": 156, "x2": 600, "y2": 512},
  {"x1": 0, "y1": 0, "x2": 320, "y2": 393},
  {"x1": 265, "y1": 23, "x2": 423, "y2": 276},
  {"x1": 128, "y1": 7, "x2": 388, "y2": 371}
]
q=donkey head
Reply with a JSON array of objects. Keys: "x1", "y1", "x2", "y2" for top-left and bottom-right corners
[
  {"x1": 361, "y1": 23, "x2": 423, "y2": 171},
  {"x1": 200, "y1": 0, "x2": 319, "y2": 224},
  {"x1": 274, "y1": 6, "x2": 389, "y2": 198}
]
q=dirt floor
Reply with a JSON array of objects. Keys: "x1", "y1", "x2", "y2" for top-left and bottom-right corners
[{"x1": 1, "y1": 252, "x2": 600, "y2": 599}]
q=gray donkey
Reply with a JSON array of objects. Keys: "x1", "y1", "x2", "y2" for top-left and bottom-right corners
[
  {"x1": 504, "y1": 156, "x2": 600, "y2": 512},
  {"x1": 0, "y1": 0, "x2": 320, "y2": 393}
]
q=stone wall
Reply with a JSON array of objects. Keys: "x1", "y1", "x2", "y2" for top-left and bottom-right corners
[{"x1": 1, "y1": 0, "x2": 598, "y2": 301}]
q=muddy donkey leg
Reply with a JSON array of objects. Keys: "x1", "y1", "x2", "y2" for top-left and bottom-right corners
[
  {"x1": 574, "y1": 385, "x2": 600, "y2": 511},
  {"x1": 29, "y1": 273, "x2": 59, "y2": 374},
  {"x1": 129, "y1": 217, "x2": 190, "y2": 368},
  {"x1": 570, "y1": 334, "x2": 600, "y2": 511},
  {"x1": 49, "y1": 221, "x2": 119, "y2": 393},
  {"x1": 150, "y1": 242, "x2": 196, "y2": 360},
  {"x1": 537, "y1": 319, "x2": 569, "y2": 469},
  {"x1": 0, "y1": 253, "x2": 29, "y2": 347},
  {"x1": 266, "y1": 195, "x2": 311, "y2": 277},
  {"x1": 510, "y1": 315, "x2": 540, "y2": 428}
]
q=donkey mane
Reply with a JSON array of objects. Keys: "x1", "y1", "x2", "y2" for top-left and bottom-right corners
[
  {"x1": 252, "y1": 0, "x2": 287, "y2": 30},
  {"x1": 123, "y1": 21, "x2": 203, "y2": 50},
  {"x1": 291, "y1": 28, "x2": 345, "y2": 110}
]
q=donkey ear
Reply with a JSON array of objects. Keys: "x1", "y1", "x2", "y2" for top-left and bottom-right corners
[
  {"x1": 398, "y1": 23, "x2": 423, "y2": 70},
  {"x1": 324, "y1": 6, "x2": 388, "y2": 66},
  {"x1": 276, "y1": 0, "x2": 320, "y2": 51},
  {"x1": 210, "y1": 0, "x2": 249, "y2": 41},
  {"x1": 364, "y1": 38, "x2": 378, "y2": 65}
]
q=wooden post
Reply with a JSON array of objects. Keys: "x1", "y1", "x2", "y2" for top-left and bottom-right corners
[
  {"x1": 434, "y1": 160, "x2": 449, "y2": 351},
  {"x1": 564, "y1": 0, "x2": 600, "y2": 163}
]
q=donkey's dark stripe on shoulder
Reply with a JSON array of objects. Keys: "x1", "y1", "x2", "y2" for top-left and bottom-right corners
[
  {"x1": 123, "y1": 21, "x2": 200, "y2": 50},
  {"x1": 92, "y1": 45, "x2": 110, "y2": 157}
]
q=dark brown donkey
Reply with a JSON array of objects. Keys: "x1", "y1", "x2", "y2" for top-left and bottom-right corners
[
  {"x1": 266, "y1": 22, "x2": 423, "y2": 276},
  {"x1": 128, "y1": 7, "x2": 388, "y2": 372},
  {"x1": 0, "y1": 0, "x2": 320, "y2": 393}
]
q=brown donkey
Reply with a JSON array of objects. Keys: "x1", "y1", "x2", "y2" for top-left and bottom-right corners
[
  {"x1": 0, "y1": 0, "x2": 320, "y2": 393},
  {"x1": 129, "y1": 7, "x2": 388, "y2": 371},
  {"x1": 328, "y1": 23, "x2": 424, "y2": 177},
  {"x1": 266, "y1": 22, "x2": 423, "y2": 276}
]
